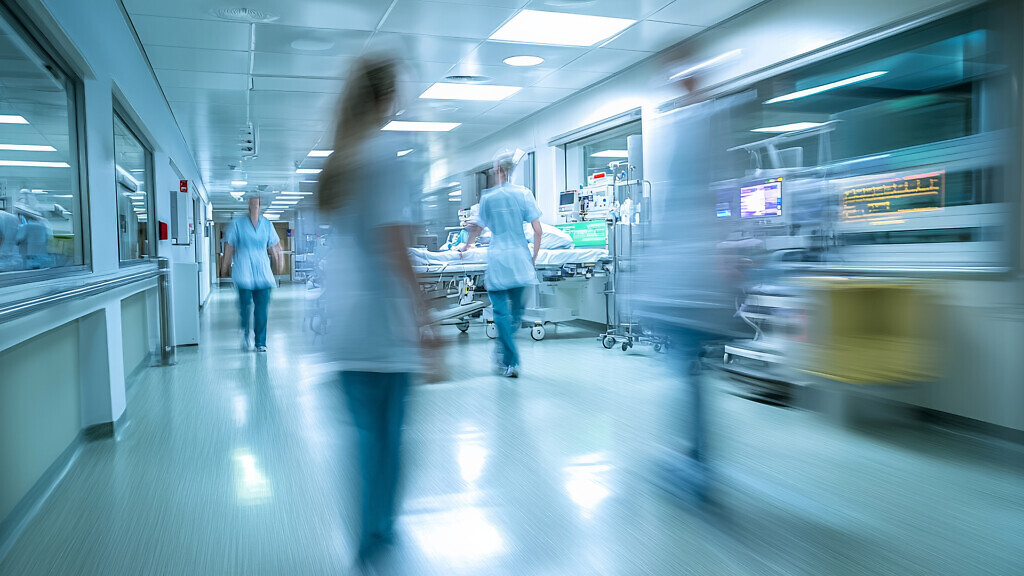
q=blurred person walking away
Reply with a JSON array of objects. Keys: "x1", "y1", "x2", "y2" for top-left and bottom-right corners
[
  {"x1": 317, "y1": 54, "x2": 430, "y2": 569},
  {"x1": 220, "y1": 193, "x2": 284, "y2": 353},
  {"x1": 461, "y1": 151, "x2": 542, "y2": 378}
]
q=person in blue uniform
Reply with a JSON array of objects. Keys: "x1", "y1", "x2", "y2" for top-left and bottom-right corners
[
  {"x1": 461, "y1": 150, "x2": 542, "y2": 378},
  {"x1": 220, "y1": 193, "x2": 283, "y2": 352}
]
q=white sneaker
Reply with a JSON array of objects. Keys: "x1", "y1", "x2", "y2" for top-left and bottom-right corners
[
  {"x1": 240, "y1": 330, "x2": 252, "y2": 351},
  {"x1": 503, "y1": 365, "x2": 519, "y2": 379}
]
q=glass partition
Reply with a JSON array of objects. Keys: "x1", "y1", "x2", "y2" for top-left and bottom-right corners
[{"x1": 114, "y1": 112, "x2": 153, "y2": 263}]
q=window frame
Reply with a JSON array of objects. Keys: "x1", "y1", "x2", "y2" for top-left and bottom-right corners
[
  {"x1": 0, "y1": 0, "x2": 90, "y2": 289},
  {"x1": 112, "y1": 105, "x2": 155, "y2": 266}
]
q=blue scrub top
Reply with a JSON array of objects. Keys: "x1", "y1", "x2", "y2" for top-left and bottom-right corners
[
  {"x1": 226, "y1": 215, "x2": 280, "y2": 290},
  {"x1": 477, "y1": 183, "x2": 542, "y2": 291}
]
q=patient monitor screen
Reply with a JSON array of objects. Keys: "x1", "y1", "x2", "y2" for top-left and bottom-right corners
[
  {"x1": 740, "y1": 179, "x2": 783, "y2": 218},
  {"x1": 559, "y1": 191, "x2": 575, "y2": 206}
]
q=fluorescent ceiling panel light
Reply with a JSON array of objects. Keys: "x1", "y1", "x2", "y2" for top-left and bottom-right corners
[
  {"x1": 280, "y1": 191, "x2": 312, "y2": 196},
  {"x1": 30, "y1": 189, "x2": 47, "y2": 194},
  {"x1": 397, "y1": 149, "x2": 414, "y2": 157},
  {"x1": 591, "y1": 149, "x2": 628, "y2": 158},
  {"x1": 503, "y1": 55, "x2": 544, "y2": 67},
  {"x1": 490, "y1": 10, "x2": 635, "y2": 47},
  {"x1": 420, "y1": 83, "x2": 521, "y2": 101},
  {"x1": 0, "y1": 144, "x2": 56, "y2": 152},
  {"x1": 382, "y1": 121, "x2": 460, "y2": 132},
  {"x1": 231, "y1": 180, "x2": 248, "y2": 186},
  {"x1": 52, "y1": 194, "x2": 73, "y2": 198},
  {"x1": 296, "y1": 168, "x2": 322, "y2": 174},
  {"x1": 765, "y1": 71, "x2": 888, "y2": 104},
  {"x1": 272, "y1": 199, "x2": 299, "y2": 205},
  {"x1": 0, "y1": 115, "x2": 28, "y2": 124},
  {"x1": 751, "y1": 122, "x2": 825, "y2": 133},
  {"x1": 116, "y1": 165, "x2": 142, "y2": 187},
  {"x1": 669, "y1": 49, "x2": 742, "y2": 81},
  {"x1": 448, "y1": 191, "x2": 462, "y2": 197},
  {"x1": 448, "y1": 198, "x2": 461, "y2": 202},
  {"x1": 0, "y1": 160, "x2": 70, "y2": 168},
  {"x1": 265, "y1": 214, "x2": 280, "y2": 220},
  {"x1": 307, "y1": 150, "x2": 333, "y2": 157}
]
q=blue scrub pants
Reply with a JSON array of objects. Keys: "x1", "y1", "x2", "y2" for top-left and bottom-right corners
[
  {"x1": 490, "y1": 287, "x2": 526, "y2": 368},
  {"x1": 342, "y1": 371, "x2": 410, "y2": 557},
  {"x1": 237, "y1": 287, "x2": 271, "y2": 347}
]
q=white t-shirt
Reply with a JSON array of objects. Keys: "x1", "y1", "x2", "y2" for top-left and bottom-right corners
[{"x1": 322, "y1": 133, "x2": 422, "y2": 373}]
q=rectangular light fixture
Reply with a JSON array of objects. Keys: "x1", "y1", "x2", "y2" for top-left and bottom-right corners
[
  {"x1": 489, "y1": 9, "x2": 635, "y2": 47},
  {"x1": 0, "y1": 144, "x2": 57, "y2": 152},
  {"x1": 669, "y1": 49, "x2": 743, "y2": 81},
  {"x1": 307, "y1": 150, "x2": 333, "y2": 157},
  {"x1": 0, "y1": 160, "x2": 70, "y2": 168},
  {"x1": 279, "y1": 191, "x2": 312, "y2": 196},
  {"x1": 52, "y1": 194, "x2": 73, "y2": 198},
  {"x1": 272, "y1": 199, "x2": 299, "y2": 205},
  {"x1": 296, "y1": 168, "x2": 322, "y2": 174},
  {"x1": 397, "y1": 149, "x2": 413, "y2": 157},
  {"x1": 765, "y1": 71, "x2": 888, "y2": 104},
  {"x1": 751, "y1": 122, "x2": 825, "y2": 133},
  {"x1": 448, "y1": 190, "x2": 462, "y2": 197},
  {"x1": 0, "y1": 115, "x2": 28, "y2": 124},
  {"x1": 420, "y1": 82, "x2": 521, "y2": 101},
  {"x1": 231, "y1": 180, "x2": 248, "y2": 186},
  {"x1": 591, "y1": 150, "x2": 629, "y2": 158},
  {"x1": 382, "y1": 121, "x2": 460, "y2": 132}
]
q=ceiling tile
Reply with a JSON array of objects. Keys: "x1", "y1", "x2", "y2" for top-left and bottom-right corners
[
  {"x1": 145, "y1": 46, "x2": 250, "y2": 74},
  {"x1": 532, "y1": 69, "x2": 607, "y2": 90},
  {"x1": 380, "y1": 0, "x2": 516, "y2": 39},
  {"x1": 603, "y1": 20, "x2": 701, "y2": 52},
  {"x1": 464, "y1": 41, "x2": 588, "y2": 69},
  {"x1": 254, "y1": 24, "x2": 372, "y2": 57},
  {"x1": 504, "y1": 85, "x2": 575, "y2": 103},
  {"x1": 130, "y1": 15, "x2": 250, "y2": 50},
  {"x1": 251, "y1": 76, "x2": 344, "y2": 93},
  {"x1": 523, "y1": 0, "x2": 675, "y2": 20},
  {"x1": 156, "y1": 69, "x2": 249, "y2": 90},
  {"x1": 485, "y1": 100, "x2": 548, "y2": 116},
  {"x1": 253, "y1": 52, "x2": 354, "y2": 77},
  {"x1": 562, "y1": 48, "x2": 648, "y2": 73},
  {"x1": 124, "y1": 0, "x2": 389, "y2": 31},
  {"x1": 403, "y1": 60, "x2": 455, "y2": 84},
  {"x1": 443, "y1": 62, "x2": 555, "y2": 86},
  {"x1": 432, "y1": 0, "x2": 528, "y2": 7},
  {"x1": 649, "y1": 0, "x2": 761, "y2": 27},
  {"x1": 364, "y1": 33, "x2": 482, "y2": 64},
  {"x1": 163, "y1": 87, "x2": 247, "y2": 106},
  {"x1": 251, "y1": 90, "x2": 338, "y2": 110}
]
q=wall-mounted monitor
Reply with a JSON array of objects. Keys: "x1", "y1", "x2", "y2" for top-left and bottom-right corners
[{"x1": 740, "y1": 178, "x2": 783, "y2": 219}]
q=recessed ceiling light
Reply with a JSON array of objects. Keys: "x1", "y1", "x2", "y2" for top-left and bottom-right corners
[
  {"x1": 764, "y1": 71, "x2": 888, "y2": 104},
  {"x1": 272, "y1": 199, "x2": 300, "y2": 205},
  {"x1": 296, "y1": 168, "x2": 322, "y2": 174},
  {"x1": 0, "y1": 144, "x2": 56, "y2": 152},
  {"x1": 397, "y1": 149, "x2": 414, "y2": 157},
  {"x1": 420, "y1": 82, "x2": 521, "y2": 101},
  {"x1": 489, "y1": 10, "x2": 635, "y2": 47},
  {"x1": 591, "y1": 149, "x2": 629, "y2": 158},
  {"x1": 231, "y1": 180, "x2": 248, "y2": 186},
  {"x1": 503, "y1": 55, "x2": 545, "y2": 67},
  {"x1": 0, "y1": 115, "x2": 28, "y2": 124},
  {"x1": 307, "y1": 150, "x2": 333, "y2": 157},
  {"x1": 751, "y1": 122, "x2": 825, "y2": 133},
  {"x1": 0, "y1": 160, "x2": 70, "y2": 168},
  {"x1": 382, "y1": 121, "x2": 461, "y2": 132}
]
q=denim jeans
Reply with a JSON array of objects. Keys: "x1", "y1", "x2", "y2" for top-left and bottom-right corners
[
  {"x1": 490, "y1": 287, "x2": 526, "y2": 368},
  {"x1": 237, "y1": 288, "x2": 271, "y2": 347},
  {"x1": 341, "y1": 371, "x2": 410, "y2": 557}
]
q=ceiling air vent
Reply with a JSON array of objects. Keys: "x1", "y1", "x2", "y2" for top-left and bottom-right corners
[
  {"x1": 211, "y1": 7, "x2": 280, "y2": 23},
  {"x1": 444, "y1": 75, "x2": 492, "y2": 84}
]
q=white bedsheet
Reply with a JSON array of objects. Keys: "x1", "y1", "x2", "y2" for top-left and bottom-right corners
[{"x1": 411, "y1": 246, "x2": 608, "y2": 273}]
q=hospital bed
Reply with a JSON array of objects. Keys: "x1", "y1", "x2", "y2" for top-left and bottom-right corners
[{"x1": 412, "y1": 245, "x2": 611, "y2": 340}]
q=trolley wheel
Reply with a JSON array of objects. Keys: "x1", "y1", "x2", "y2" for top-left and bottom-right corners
[
  {"x1": 621, "y1": 342, "x2": 629, "y2": 352},
  {"x1": 653, "y1": 343, "x2": 662, "y2": 353},
  {"x1": 457, "y1": 321, "x2": 470, "y2": 333},
  {"x1": 531, "y1": 324, "x2": 546, "y2": 341},
  {"x1": 602, "y1": 336, "x2": 615, "y2": 349},
  {"x1": 485, "y1": 322, "x2": 497, "y2": 339}
]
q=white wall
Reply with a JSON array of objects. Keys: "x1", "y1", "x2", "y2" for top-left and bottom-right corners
[{"x1": 440, "y1": 0, "x2": 946, "y2": 222}]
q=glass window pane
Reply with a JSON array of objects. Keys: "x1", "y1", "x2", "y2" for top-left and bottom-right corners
[
  {"x1": 114, "y1": 113, "x2": 152, "y2": 262},
  {"x1": 0, "y1": 9, "x2": 83, "y2": 277}
]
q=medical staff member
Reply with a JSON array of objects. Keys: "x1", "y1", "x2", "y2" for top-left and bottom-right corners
[
  {"x1": 220, "y1": 193, "x2": 284, "y2": 352},
  {"x1": 318, "y1": 54, "x2": 434, "y2": 567},
  {"x1": 462, "y1": 151, "x2": 542, "y2": 378}
]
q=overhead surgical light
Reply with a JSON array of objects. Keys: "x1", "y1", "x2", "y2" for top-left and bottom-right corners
[
  {"x1": 751, "y1": 122, "x2": 825, "y2": 133},
  {"x1": 669, "y1": 49, "x2": 742, "y2": 81},
  {"x1": 503, "y1": 55, "x2": 544, "y2": 67},
  {"x1": 382, "y1": 121, "x2": 461, "y2": 132},
  {"x1": 489, "y1": 10, "x2": 635, "y2": 47},
  {"x1": 764, "y1": 71, "x2": 888, "y2": 104},
  {"x1": 420, "y1": 82, "x2": 521, "y2": 101}
]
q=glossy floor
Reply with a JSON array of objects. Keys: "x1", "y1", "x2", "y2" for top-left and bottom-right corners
[{"x1": 1, "y1": 285, "x2": 1022, "y2": 575}]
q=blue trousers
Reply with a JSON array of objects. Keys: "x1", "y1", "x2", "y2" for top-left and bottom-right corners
[
  {"x1": 237, "y1": 288, "x2": 271, "y2": 347},
  {"x1": 342, "y1": 371, "x2": 410, "y2": 556},
  {"x1": 490, "y1": 287, "x2": 526, "y2": 368}
]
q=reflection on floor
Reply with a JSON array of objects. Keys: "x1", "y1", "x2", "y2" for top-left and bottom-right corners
[{"x1": 1, "y1": 284, "x2": 1022, "y2": 575}]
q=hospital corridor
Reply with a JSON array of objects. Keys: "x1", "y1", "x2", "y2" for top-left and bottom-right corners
[{"x1": 2, "y1": 0, "x2": 1024, "y2": 574}]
